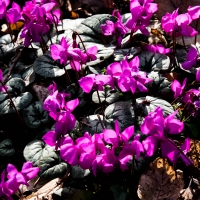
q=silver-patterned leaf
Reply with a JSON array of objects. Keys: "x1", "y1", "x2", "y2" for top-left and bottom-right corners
[
  {"x1": 0, "y1": 78, "x2": 32, "y2": 114},
  {"x1": 92, "y1": 89, "x2": 119, "y2": 104},
  {"x1": 135, "y1": 96, "x2": 174, "y2": 117},
  {"x1": 0, "y1": 139, "x2": 15, "y2": 156},
  {"x1": 23, "y1": 101, "x2": 49, "y2": 129},
  {"x1": 138, "y1": 51, "x2": 170, "y2": 72},
  {"x1": 33, "y1": 51, "x2": 70, "y2": 77},
  {"x1": 23, "y1": 140, "x2": 68, "y2": 179}
]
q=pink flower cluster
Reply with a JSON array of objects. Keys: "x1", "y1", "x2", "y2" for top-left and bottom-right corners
[
  {"x1": 3, "y1": 0, "x2": 61, "y2": 46},
  {"x1": 42, "y1": 82, "x2": 79, "y2": 148},
  {"x1": 141, "y1": 107, "x2": 191, "y2": 165},
  {"x1": 126, "y1": 0, "x2": 158, "y2": 35},
  {"x1": 0, "y1": 162, "x2": 39, "y2": 199},
  {"x1": 59, "y1": 121, "x2": 143, "y2": 176},
  {"x1": 161, "y1": 7, "x2": 200, "y2": 37},
  {"x1": 101, "y1": 10, "x2": 128, "y2": 48},
  {"x1": 50, "y1": 37, "x2": 98, "y2": 71},
  {"x1": 106, "y1": 56, "x2": 152, "y2": 94}
]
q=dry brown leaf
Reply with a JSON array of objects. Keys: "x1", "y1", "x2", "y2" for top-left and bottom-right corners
[
  {"x1": 162, "y1": 72, "x2": 179, "y2": 82},
  {"x1": 25, "y1": 178, "x2": 62, "y2": 200},
  {"x1": 181, "y1": 187, "x2": 194, "y2": 200},
  {"x1": 187, "y1": 139, "x2": 200, "y2": 168},
  {"x1": 32, "y1": 84, "x2": 49, "y2": 102},
  {"x1": 137, "y1": 157, "x2": 184, "y2": 200}
]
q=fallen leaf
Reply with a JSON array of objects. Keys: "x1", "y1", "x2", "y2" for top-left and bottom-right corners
[
  {"x1": 187, "y1": 139, "x2": 200, "y2": 168},
  {"x1": 162, "y1": 72, "x2": 179, "y2": 82},
  {"x1": 137, "y1": 157, "x2": 184, "y2": 200},
  {"x1": 181, "y1": 187, "x2": 194, "y2": 200}
]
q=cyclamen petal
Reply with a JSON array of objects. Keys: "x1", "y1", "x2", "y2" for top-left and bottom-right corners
[
  {"x1": 196, "y1": 68, "x2": 200, "y2": 82},
  {"x1": 121, "y1": 125, "x2": 134, "y2": 143},
  {"x1": 78, "y1": 75, "x2": 95, "y2": 93},
  {"x1": 142, "y1": 136, "x2": 158, "y2": 157},
  {"x1": 42, "y1": 131, "x2": 57, "y2": 146}
]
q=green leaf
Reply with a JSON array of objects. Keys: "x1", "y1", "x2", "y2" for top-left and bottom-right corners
[
  {"x1": 82, "y1": 101, "x2": 135, "y2": 134},
  {"x1": 67, "y1": 190, "x2": 94, "y2": 200},
  {"x1": 92, "y1": 89, "x2": 119, "y2": 104},
  {"x1": 0, "y1": 78, "x2": 32, "y2": 114},
  {"x1": 186, "y1": 123, "x2": 199, "y2": 137},
  {"x1": 105, "y1": 101, "x2": 135, "y2": 132},
  {"x1": 138, "y1": 51, "x2": 170, "y2": 73},
  {"x1": 147, "y1": 71, "x2": 171, "y2": 95},
  {"x1": 0, "y1": 139, "x2": 15, "y2": 156},
  {"x1": 135, "y1": 96, "x2": 174, "y2": 117},
  {"x1": 23, "y1": 101, "x2": 50, "y2": 129},
  {"x1": 110, "y1": 184, "x2": 127, "y2": 200},
  {"x1": 33, "y1": 51, "x2": 70, "y2": 77},
  {"x1": 71, "y1": 165, "x2": 90, "y2": 179},
  {"x1": 23, "y1": 140, "x2": 68, "y2": 179}
]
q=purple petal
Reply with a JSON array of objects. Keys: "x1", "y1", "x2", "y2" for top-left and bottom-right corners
[
  {"x1": 65, "y1": 98, "x2": 79, "y2": 112},
  {"x1": 180, "y1": 24, "x2": 198, "y2": 37},
  {"x1": 121, "y1": 125, "x2": 134, "y2": 143},
  {"x1": 103, "y1": 129, "x2": 118, "y2": 147},
  {"x1": 161, "y1": 140, "x2": 179, "y2": 163},
  {"x1": 78, "y1": 74, "x2": 95, "y2": 93},
  {"x1": 196, "y1": 68, "x2": 200, "y2": 82},
  {"x1": 6, "y1": 164, "x2": 18, "y2": 179},
  {"x1": 142, "y1": 136, "x2": 158, "y2": 157},
  {"x1": 42, "y1": 131, "x2": 57, "y2": 146}
]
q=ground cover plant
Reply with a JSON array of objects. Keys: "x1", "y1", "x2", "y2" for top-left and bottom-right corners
[{"x1": 1, "y1": 0, "x2": 200, "y2": 199}]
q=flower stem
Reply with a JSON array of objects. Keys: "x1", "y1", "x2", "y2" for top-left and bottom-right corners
[
  {"x1": 195, "y1": 18, "x2": 199, "y2": 45},
  {"x1": 64, "y1": 67, "x2": 72, "y2": 83},
  {"x1": 7, "y1": 23, "x2": 15, "y2": 47},
  {"x1": 73, "y1": 31, "x2": 87, "y2": 52},
  {"x1": 167, "y1": 138, "x2": 193, "y2": 166},
  {"x1": 96, "y1": 89, "x2": 105, "y2": 118},
  {"x1": 51, "y1": 11, "x2": 59, "y2": 35},
  {"x1": 1, "y1": 82, "x2": 28, "y2": 134},
  {"x1": 97, "y1": 114, "x2": 105, "y2": 129}
]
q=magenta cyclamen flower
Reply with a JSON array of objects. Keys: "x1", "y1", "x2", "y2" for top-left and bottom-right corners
[
  {"x1": 0, "y1": 162, "x2": 39, "y2": 198},
  {"x1": 161, "y1": 9, "x2": 198, "y2": 37},
  {"x1": 78, "y1": 74, "x2": 114, "y2": 93},
  {"x1": 101, "y1": 19, "x2": 128, "y2": 48},
  {"x1": 126, "y1": 0, "x2": 158, "y2": 35},
  {"x1": 171, "y1": 78, "x2": 187, "y2": 98},
  {"x1": 140, "y1": 107, "x2": 191, "y2": 165},
  {"x1": 50, "y1": 37, "x2": 87, "y2": 71},
  {"x1": 107, "y1": 57, "x2": 152, "y2": 94},
  {"x1": 0, "y1": 0, "x2": 10, "y2": 19},
  {"x1": 142, "y1": 44, "x2": 171, "y2": 54},
  {"x1": 0, "y1": 70, "x2": 8, "y2": 92},
  {"x1": 188, "y1": 6, "x2": 200, "y2": 20},
  {"x1": 182, "y1": 46, "x2": 198, "y2": 70},
  {"x1": 6, "y1": 1, "x2": 21, "y2": 24}
]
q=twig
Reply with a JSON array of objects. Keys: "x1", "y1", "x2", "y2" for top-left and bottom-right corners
[{"x1": 3, "y1": 48, "x2": 24, "y2": 84}]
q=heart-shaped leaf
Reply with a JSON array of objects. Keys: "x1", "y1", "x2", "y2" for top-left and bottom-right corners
[
  {"x1": 105, "y1": 101, "x2": 135, "y2": 131},
  {"x1": 92, "y1": 89, "x2": 119, "y2": 104},
  {"x1": 135, "y1": 96, "x2": 174, "y2": 117},
  {"x1": 83, "y1": 43, "x2": 114, "y2": 66},
  {"x1": 0, "y1": 34, "x2": 15, "y2": 59},
  {"x1": 33, "y1": 51, "x2": 70, "y2": 77},
  {"x1": 138, "y1": 51, "x2": 170, "y2": 72},
  {"x1": 23, "y1": 140, "x2": 68, "y2": 179},
  {"x1": 23, "y1": 101, "x2": 50, "y2": 129},
  {"x1": 82, "y1": 114, "x2": 109, "y2": 134},
  {"x1": 71, "y1": 165, "x2": 90, "y2": 179},
  {"x1": 0, "y1": 139, "x2": 15, "y2": 156},
  {"x1": 147, "y1": 71, "x2": 171, "y2": 96},
  {"x1": 82, "y1": 101, "x2": 135, "y2": 134},
  {"x1": 114, "y1": 47, "x2": 140, "y2": 61},
  {"x1": 0, "y1": 78, "x2": 32, "y2": 114}
]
